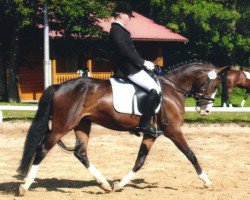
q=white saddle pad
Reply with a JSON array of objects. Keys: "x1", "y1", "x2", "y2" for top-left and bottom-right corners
[
  {"x1": 110, "y1": 78, "x2": 161, "y2": 115},
  {"x1": 243, "y1": 71, "x2": 250, "y2": 79}
]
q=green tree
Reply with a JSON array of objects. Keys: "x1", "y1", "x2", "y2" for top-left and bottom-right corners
[
  {"x1": 0, "y1": 0, "x2": 112, "y2": 102},
  {"x1": 48, "y1": 0, "x2": 113, "y2": 37},
  {"x1": 0, "y1": 0, "x2": 42, "y2": 102},
  {"x1": 148, "y1": 0, "x2": 249, "y2": 67}
]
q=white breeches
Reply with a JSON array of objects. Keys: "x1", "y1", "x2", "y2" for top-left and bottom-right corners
[{"x1": 128, "y1": 70, "x2": 161, "y2": 94}]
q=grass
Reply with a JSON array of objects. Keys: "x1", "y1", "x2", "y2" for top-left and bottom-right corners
[
  {"x1": 0, "y1": 102, "x2": 37, "y2": 121},
  {"x1": 2, "y1": 110, "x2": 36, "y2": 121},
  {"x1": 185, "y1": 112, "x2": 250, "y2": 126},
  {"x1": 1, "y1": 90, "x2": 250, "y2": 125},
  {"x1": 184, "y1": 89, "x2": 250, "y2": 126},
  {"x1": 185, "y1": 87, "x2": 250, "y2": 107}
]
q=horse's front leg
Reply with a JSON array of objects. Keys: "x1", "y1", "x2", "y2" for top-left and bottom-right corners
[
  {"x1": 164, "y1": 125, "x2": 212, "y2": 188},
  {"x1": 227, "y1": 89, "x2": 233, "y2": 107},
  {"x1": 73, "y1": 120, "x2": 112, "y2": 192},
  {"x1": 113, "y1": 135, "x2": 156, "y2": 191}
]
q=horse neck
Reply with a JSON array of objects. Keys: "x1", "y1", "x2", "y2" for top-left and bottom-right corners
[
  {"x1": 165, "y1": 66, "x2": 197, "y2": 92},
  {"x1": 239, "y1": 71, "x2": 250, "y2": 88},
  {"x1": 228, "y1": 70, "x2": 241, "y2": 87}
]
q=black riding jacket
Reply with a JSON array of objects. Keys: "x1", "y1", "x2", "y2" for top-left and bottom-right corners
[{"x1": 109, "y1": 22, "x2": 145, "y2": 77}]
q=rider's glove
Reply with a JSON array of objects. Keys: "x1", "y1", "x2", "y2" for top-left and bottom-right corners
[{"x1": 143, "y1": 60, "x2": 155, "y2": 71}]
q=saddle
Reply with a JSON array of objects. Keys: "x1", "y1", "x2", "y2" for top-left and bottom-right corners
[{"x1": 110, "y1": 77, "x2": 161, "y2": 115}]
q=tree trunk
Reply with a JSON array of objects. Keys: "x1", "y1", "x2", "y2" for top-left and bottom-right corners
[
  {"x1": 0, "y1": 42, "x2": 8, "y2": 101},
  {"x1": 8, "y1": 27, "x2": 20, "y2": 102}
]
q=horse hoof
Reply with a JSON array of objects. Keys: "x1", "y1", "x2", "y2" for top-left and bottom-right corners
[
  {"x1": 204, "y1": 181, "x2": 213, "y2": 190},
  {"x1": 112, "y1": 181, "x2": 121, "y2": 192},
  {"x1": 99, "y1": 183, "x2": 112, "y2": 192},
  {"x1": 18, "y1": 184, "x2": 26, "y2": 196}
]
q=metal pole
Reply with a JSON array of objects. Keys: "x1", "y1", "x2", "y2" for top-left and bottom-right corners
[{"x1": 44, "y1": 0, "x2": 52, "y2": 89}]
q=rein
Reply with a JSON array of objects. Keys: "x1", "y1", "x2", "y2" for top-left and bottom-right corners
[
  {"x1": 159, "y1": 75, "x2": 192, "y2": 97},
  {"x1": 158, "y1": 73, "x2": 215, "y2": 106}
]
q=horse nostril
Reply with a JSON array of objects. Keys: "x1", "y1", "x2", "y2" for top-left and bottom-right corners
[{"x1": 205, "y1": 110, "x2": 210, "y2": 114}]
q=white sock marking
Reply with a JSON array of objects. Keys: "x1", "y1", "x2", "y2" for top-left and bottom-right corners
[
  {"x1": 199, "y1": 171, "x2": 211, "y2": 184},
  {"x1": 22, "y1": 165, "x2": 39, "y2": 190},
  {"x1": 88, "y1": 163, "x2": 110, "y2": 186},
  {"x1": 241, "y1": 100, "x2": 245, "y2": 107},
  {"x1": 118, "y1": 171, "x2": 135, "y2": 188}
]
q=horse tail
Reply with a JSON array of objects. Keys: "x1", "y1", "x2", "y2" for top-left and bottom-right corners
[{"x1": 17, "y1": 84, "x2": 59, "y2": 176}]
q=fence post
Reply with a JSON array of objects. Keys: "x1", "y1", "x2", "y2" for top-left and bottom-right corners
[
  {"x1": 52, "y1": 58, "x2": 57, "y2": 84},
  {"x1": 0, "y1": 110, "x2": 3, "y2": 123}
]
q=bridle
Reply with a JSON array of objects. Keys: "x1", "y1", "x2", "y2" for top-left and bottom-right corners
[
  {"x1": 192, "y1": 78, "x2": 216, "y2": 107},
  {"x1": 158, "y1": 71, "x2": 217, "y2": 107}
]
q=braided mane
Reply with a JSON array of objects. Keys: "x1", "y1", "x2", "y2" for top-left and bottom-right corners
[{"x1": 164, "y1": 60, "x2": 212, "y2": 72}]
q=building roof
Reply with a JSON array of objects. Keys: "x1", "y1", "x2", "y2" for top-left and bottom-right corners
[
  {"x1": 98, "y1": 12, "x2": 188, "y2": 42},
  {"x1": 48, "y1": 11, "x2": 188, "y2": 42}
]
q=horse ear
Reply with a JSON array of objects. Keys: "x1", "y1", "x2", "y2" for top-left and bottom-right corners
[{"x1": 215, "y1": 66, "x2": 230, "y2": 75}]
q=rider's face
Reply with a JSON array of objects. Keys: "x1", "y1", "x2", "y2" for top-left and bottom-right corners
[{"x1": 119, "y1": 13, "x2": 131, "y2": 26}]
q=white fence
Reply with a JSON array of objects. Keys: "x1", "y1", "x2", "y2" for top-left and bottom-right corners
[
  {"x1": 0, "y1": 105, "x2": 250, "y2": 123},
  {"x1": 0, "y1": 106, "x2": 38, "y2": 123},
  {"x1": 185, "y1": 107, "x2": 250, "y2": 112}
]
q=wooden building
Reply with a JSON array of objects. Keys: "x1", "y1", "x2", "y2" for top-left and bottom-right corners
[{"x1": 18, "y1": 12, "x2": 188, "y2": 101}]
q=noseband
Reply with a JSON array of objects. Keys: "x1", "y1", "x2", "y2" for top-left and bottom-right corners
[{"x1": 193, "y1": 78, "x2": 215, "y2": 107}]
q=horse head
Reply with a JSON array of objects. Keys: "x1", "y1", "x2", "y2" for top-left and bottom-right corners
[
  {"x1": 160, "y1": 62, "x2": 226, "y2": 116},
  {"x1": 194, "y1": 66, "x2": 226, "y2": 115}
]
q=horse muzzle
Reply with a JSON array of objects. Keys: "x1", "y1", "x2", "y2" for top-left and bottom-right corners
[
  {"x1": 196, "y1": 107, "x2": 212, "y2": 115},
  {"x1": 195, "y1": 102, "x2": 214, "y2": 115},
  {"x1": 195, "y1": 93, "x2": 216, "y2": 116},
  {"x1": 195, "y1": 96, "x2": 215, "y2": 115}
]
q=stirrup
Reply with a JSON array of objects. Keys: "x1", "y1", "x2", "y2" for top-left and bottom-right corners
[
  {"x1": 142, "y1": 129, "x2": 163, "y2": 138},
  {"x1": 130, "y1": 128, "x2": 163, "y2": 138},
  {"x1": 129, "y1": 130, "x2": 141, "y2": 137},
  {"x1": 138, "y1": 126, "x2": 163, "y2": 138}
]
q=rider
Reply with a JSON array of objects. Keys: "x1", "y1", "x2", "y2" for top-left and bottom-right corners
[{"x1": 109, "y1": 2, "x2": 161, "y2": 137}]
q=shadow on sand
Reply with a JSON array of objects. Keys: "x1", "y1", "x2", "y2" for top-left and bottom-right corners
[{"x1": 0, "y1": 177, "x2": 178, "y2": 196}]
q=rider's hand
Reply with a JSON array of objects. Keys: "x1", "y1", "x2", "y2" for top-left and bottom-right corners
[{"x1": 143, "y1": 60, "x2": 155, "y2": 71}]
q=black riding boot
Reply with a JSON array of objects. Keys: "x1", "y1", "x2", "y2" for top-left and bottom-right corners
[{"x1": 139, "y1": 89, "x2": 160, "y2": 137}]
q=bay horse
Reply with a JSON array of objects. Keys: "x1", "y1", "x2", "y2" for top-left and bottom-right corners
[
  {"x1": 17, "y1": 62, "x2": 224, "y2": 195},
  {"x1": 221, "y1": 68, "x2": 250, "y2": 107}
]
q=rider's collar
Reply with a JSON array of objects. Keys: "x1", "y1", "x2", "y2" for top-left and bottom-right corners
[{"x1": 113, "y1": 20, "x2": 125, "y2": 27}]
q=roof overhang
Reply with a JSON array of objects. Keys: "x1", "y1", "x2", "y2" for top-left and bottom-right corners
[{"x1": 98, "y1": 12, "x2": 188, "y2": 43}]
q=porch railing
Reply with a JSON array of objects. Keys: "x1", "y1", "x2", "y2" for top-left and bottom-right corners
[
  {"x1": 53, "y1": 73, "x2": 81, "y2": 84},
  {"x1": 53, "y1": 72, "x2": 113, "y2": 84},
  {"x1": 90, "y1": 72, "x2": 113, "y2": 80}
]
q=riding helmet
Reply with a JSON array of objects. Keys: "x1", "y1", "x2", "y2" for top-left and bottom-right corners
[{"x1": 113, "y1": 2, "x2": 135, "y2": 18}]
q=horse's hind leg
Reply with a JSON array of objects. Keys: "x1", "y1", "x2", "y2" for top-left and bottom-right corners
[
  {"x1": 113, "y1": 135, "x2": 156, "y2": 191},
  {"x1": 241, "y1": 91, "x2": 248, "y2": 107},
  {"x1": 73, "y1": 119, "x2": 112, "y2": 192},
  {"x1": 19, "y1": 131, "x2": 65, "y2": 195},
  {"x1": 164, "y1": 126, "x2": 212, "y2": 188}
]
